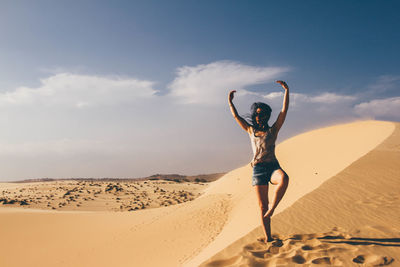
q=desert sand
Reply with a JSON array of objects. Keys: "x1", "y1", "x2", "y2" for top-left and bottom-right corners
[
  {"x1": 0, "y1": 179, "x2": 204, "y2": 211},
  {"x1": 197, "y1": 120, "x2": 400, "y2": 267},
  {"x1": 0, "y1": 120, "x2": 398, "y2": 267}
]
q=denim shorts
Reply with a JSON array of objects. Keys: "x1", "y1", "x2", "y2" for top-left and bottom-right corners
[{"x1": 252, "y1": 161, "x2": 281, "y2": 186}]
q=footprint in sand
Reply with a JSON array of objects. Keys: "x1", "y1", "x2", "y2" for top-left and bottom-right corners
[
  {"x1": 353, "y1": 254, "x2": 394, "y2": 266},
  {"x1": 311, "y1": 256, "x2": 332, "y2": 264},
  {"x1": 244, "y1": 239, "x2": 284, "y2": 258},
  {"x1": 247, "y1": 249, "x2": 269, "y2": 258},
  {"x1": 203, "y1": 255, "x2": 243, "y2": 266},
  {"x1": 301, "y1": 245, "x2": 313, "y2": 251},
  {"x1": 205, "y1": 228, "x2": 397, "y2": 267},
  {"x1": 291, "y1": 254, "x2": 306, "y2": 264}
]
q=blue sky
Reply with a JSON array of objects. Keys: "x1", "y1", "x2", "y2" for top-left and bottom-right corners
[{"x1": 0, "y1": 1, "x2": 399, "y2": 180}]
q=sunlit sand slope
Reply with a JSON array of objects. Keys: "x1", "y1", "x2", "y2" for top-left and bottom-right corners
[
  {"x1": 199, "y1": 121, "x2": 400, "y2": 266},
  {"x1": 0, "y1": 120, "x2": 395, "y2": 267},
  {"x1": 186, "y1": 120, "x2": 394, "y2": 266},
  {"x1": 0, "y1": 193, "x2": 232, "y2": 267}
]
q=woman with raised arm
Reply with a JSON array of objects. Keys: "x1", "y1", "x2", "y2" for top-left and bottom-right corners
[{"x1": 228, "y1": 81, "x2": 290, "y2": 243}]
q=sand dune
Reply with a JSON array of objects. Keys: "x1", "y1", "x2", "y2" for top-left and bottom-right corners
[
  {"x1": 199, "y1": 120, "x2": 400, "y2": 266},
  {"x1": 0, "y1": 120, "x2": 396, "y2": 267},
  {"x1": 186, "y1": 120, "x2": 395, "y2": 267}
]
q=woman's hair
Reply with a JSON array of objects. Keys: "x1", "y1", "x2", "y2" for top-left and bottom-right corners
[{"x1": 246, "y1": 102, "x2": 272, "y2": 130}]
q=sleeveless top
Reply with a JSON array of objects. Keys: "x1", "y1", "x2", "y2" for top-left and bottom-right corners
[{"x1": 248, "y1": 125, "x2": 278, "y2": 167}]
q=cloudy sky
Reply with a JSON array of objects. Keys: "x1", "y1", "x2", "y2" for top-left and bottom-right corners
[{"x1": 0, "y1": 1, "x2": 399, "y2": 181}]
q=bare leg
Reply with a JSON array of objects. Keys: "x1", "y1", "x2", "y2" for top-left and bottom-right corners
[
  {"x1": 254, "y1": 185, "x2": 273, "y2": 242},
  {"x1": 264, "y1": 169, "x2": 289, "y2": 218}
]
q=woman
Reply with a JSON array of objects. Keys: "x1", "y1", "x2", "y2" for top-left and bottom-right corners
[{"x1": 228, "y1": 80, "x2": 290, "y2": 243}]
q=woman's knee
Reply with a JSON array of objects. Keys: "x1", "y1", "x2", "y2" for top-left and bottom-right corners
[{"x1": 260, "y1": 205, "x2": 268, "y2": 214}]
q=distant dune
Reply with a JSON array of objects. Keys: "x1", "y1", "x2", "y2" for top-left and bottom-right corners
[
  {"x1": 11, "y1": 172, "x2": 225, "y2": 184},
  {"x1": 0, "y1": 120, "x2": 397, "y2": 267}
]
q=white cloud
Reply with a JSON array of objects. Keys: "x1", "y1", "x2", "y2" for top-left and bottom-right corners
[
  {"x1": 241, "y1": 91, "x2": 356, "y2": 107},
  {"x1": 0, "y1": 73, "x2": 157, "y2": 108},
  {"x1": 308, "y1": 93, "x2": 356, "y2": 103},
  {"x1": 262, "y1": 91, "x2": 284, "y2": 100},
  {"x1": 290, "y1": 92, "x2": 356, "y2": 105},
  {"x1": 354, "y1": 97, "x2": 400, "y2": 119},
  {"x1": 168, "y1": 61, "x2": 289, "y2": 105}
]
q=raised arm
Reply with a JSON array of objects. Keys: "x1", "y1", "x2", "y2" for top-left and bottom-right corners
[
  {"x1": 228, "y1": 90, "x2": 251, "y2": 132},
  {"x1": 272, "y1": 81, "x2": 289, "y2": 133}
]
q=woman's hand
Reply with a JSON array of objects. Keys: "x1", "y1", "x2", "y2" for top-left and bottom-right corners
[
  {"x1": 228, "y1": 90, "x2": 236, "y2": 103},
  {"x1": 276, "y1": 80, "x2": 289, "y2": 90}
]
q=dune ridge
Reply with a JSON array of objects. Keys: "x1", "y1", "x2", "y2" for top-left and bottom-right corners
[
  {"x1": 199, "y1": 121, "x2": 400, "y2": 266},
  {"x1": 0, "y1": 120, "x2": 395, "y2": 267},
  {"x1": 185, "y1": 120, "x2": 395, "y2": 267}
]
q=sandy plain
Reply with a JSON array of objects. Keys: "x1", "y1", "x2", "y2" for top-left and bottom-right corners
[
  {"x1": 0, "y1": 179, "x2": 204, "y2": 212},
  {"x1": 0, "y1": 120, "x2": 398, "y2": 267}
]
